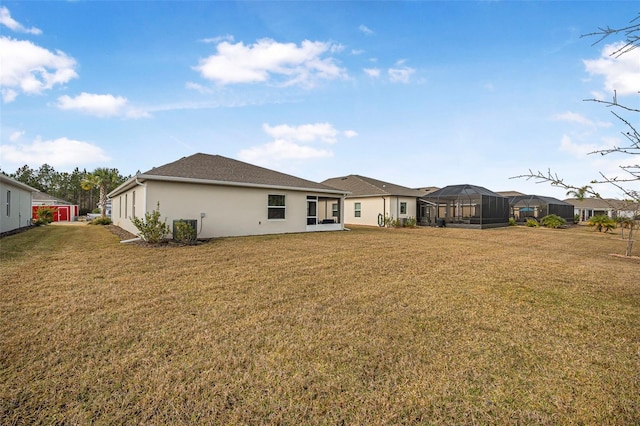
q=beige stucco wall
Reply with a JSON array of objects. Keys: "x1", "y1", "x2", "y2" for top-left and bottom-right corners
[
  {"x1": 0, "y1": 180, "x2": 33, "y2": 233},
  {"x1": 111, "y1": 180, "x2": 344, "y2": 238},
  {"x1": 343, "y1": 196, "x2": 418, "y2": 226}
]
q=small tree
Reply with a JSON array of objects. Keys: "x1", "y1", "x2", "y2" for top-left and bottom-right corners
[
  {"x1": 130, "y1": 202, "x2": 170, "y2": 244},
  {"x1": 514, "y1": 14, "x2": 639, "y2": 256},
  {"x1": 80, "y1": 168, "x2": 122, "y2": 217}
]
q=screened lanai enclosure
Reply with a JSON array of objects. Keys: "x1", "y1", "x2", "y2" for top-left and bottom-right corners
[
  {"x1": 421, "y1": 184, "x2": 510, "y2": 229},
  {"x1": 508, "y1": 195, "x2": 574, "y2": 223}
]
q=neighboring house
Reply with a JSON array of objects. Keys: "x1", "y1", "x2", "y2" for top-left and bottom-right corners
[
  {"x1": 107, "y1": 153, "x2": 348, "y2": 239},
  {"x1": 0, "y1": 173, "x2": 38, "y2": 234},
  {"x1": 32, "y1": 192, "x2": 79, "y2": 222},
  {"x1": 422, "y1": 184, "x2": 510, "y2": 229},
  {"x1": 322, "y1": 175, "x2": 425, "y2": 227},
  {"x1": 505, "y1": 194, "x2": 574, "y2": 223},
  {"x1": 566, "y1": 198, "x2": 639, "y2": 222}
]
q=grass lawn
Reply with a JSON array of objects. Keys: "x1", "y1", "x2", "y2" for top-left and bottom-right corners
[{"x1": 1, "y1": 224, "x2": 639, "y2": 424}]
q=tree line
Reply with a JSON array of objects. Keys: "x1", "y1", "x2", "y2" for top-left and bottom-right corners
[{"x1": 2, "y1": 164, "x2": 130, "y2": 215}]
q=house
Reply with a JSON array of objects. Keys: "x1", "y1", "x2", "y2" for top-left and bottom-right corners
[
  {"x1": 0, "y1": 173, "x2": 38, "y2": 235},
  {"x1": 32, "y1": 192, "x2": 79, "y2": 222},
  {"x1": 107, "y1": 153, "x2": 348, "y2": 239},
  {"x1": 321, "y1": 175, "x2": 425, "y2": 227},
  {"x1": 504, "y1": 194, "x2": 574, "y2": 223},
  {"x1": 565, "y1": 198, "x2": 639, "y2": 222},
  {"x1": 421, "y1": 184, "x2": 510, "y2": 229}
]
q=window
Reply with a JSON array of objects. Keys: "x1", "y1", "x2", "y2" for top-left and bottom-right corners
[
  {"x1": 354, "y1": 202, "x2": 361, "y2": 218},
  {"x1": 125, "y1": 194, "x2": 128, "y2": 217},
  {"x1": 332, "y1": 203, "x2": 339, "y2": 217},
  {"x1": 132, "y1": 191, "x2": 136, "y2": 218},
  {"x1": 400, "y1": 202, "x2": 407, "y2": 215},
  {"x1": 119, "y1": 196, "x2": 122, "y2": 218},
  {"x1": 268, "y1": 194, "x2": 286, "y2": 219},
  {"x1": 6, "y1": 190, "x2": 11, "y2": 217}
]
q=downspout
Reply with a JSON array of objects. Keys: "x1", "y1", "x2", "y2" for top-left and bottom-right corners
[
  {"x1": 124, "y1": 176, "x2": 147, "y2": 238},
  {"x1": 134, "y1": 176, "x2": 146, "y2": 217},
  {"x1": 382, "y1": 196, "x2": 386, "y2": 222}
]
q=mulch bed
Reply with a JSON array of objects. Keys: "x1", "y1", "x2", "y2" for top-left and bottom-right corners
[
  {"x1": 104, "y1": 225, "x2": 138, "y2": 241},
  {"x1": 103, "y1": 224, "x2": 209, "y2": 247}
]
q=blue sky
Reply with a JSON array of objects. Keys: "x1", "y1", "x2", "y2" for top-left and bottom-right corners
[{"x1": 1, "y1": 1, "x2": 638, "y2": 199}]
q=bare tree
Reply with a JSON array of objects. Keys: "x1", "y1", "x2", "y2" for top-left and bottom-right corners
[{"x1": 514, "y1": 14, "x2": 639, "y2": 257}]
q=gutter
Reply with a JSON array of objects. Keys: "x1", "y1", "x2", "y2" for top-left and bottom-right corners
[{"x1": 108, "y1": 174, "x2": 349, "y2": 198}]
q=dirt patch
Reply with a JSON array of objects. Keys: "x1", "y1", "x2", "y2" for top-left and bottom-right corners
[{"x1": 609, "y1": 253, "x2": 640, "y2": 261}]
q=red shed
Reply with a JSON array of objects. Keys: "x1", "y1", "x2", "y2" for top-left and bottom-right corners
[{"x1": 32, "y1": 192, "x2": 79, "y2": 222}]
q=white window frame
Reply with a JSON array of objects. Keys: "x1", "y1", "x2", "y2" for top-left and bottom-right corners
[
  {"x1": 400, "y1": 202, "x2": 407, "y2": 215},
  {"x1": 268, "y1": 194, "x2": 286, "y2": 220},
  {"x1": 354, "y1": 202, "x2": 361, "y2": 218}
]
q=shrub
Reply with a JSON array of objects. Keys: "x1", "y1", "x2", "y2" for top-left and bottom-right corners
[
  {"x1": 526, "y1": 218, "x2": 539, "y2": 227},
  {"x1": 174, "y1": 220, "x2": 197, "y2": 245},
  {"x1": 509, "y1": 217, "x2": 517, "y2": 226},
  {"x1": 588, "y1": 214, "x2": 616, "y2": 233},
  {"x1": 404, "y1": 216, "x2": 417, "y2": 228},
  {"x1": 540, "y1": 214, "x2": 566, "y2": 229},
  {"x1": 34, "y1": 206, "x2": 55, "y2": 225},
  {"x1": 89, "y1": 217, "x2": 113, "y2": 225},
  {"x1": 130, "y1": 202, "x2": 170, "y2": 244},
  {"x1": 574, "y1": 214, "x2": 581, "y2": 224}
]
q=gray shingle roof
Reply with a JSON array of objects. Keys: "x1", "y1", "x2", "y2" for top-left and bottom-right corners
[
  {"x1": 564, "y1": 198, "x2": 639, "y2": 211},
  {"x1": 33, "y1": 192, "x2": 73, "y2": 205},
  {"x1": 322, "y1": 175, "x2": 424, "y2": 198},
  {"x1": 140, "y1": 153, "x2": 341, "y2": 192},
  {"x1": 424, "y1": 184, "x2": 504, "y2": 198}
]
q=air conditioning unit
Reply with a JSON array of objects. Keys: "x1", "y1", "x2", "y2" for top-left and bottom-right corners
[{"x1": 172, "y1": 219, "x2": 197, "y2": 242}]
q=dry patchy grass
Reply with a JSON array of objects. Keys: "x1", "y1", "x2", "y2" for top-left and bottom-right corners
[{"x1": 1, "y1": 224, "x2": 639, "y2": 424}]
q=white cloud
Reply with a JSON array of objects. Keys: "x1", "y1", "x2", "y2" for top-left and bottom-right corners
[
  {"x1": 57, "y1": 92, "x2": 150, "y2": 119},
  {"x1": 0, "y1": 6, "x2": 42, "y2": 35},
  {"x1": 200, "y1": 34, "x2": 234, "y2": 44},
  {"x1": 553, "y1": 111, "x2": 611, "y2": 128},
  {"x1": 238, "y1": 139, "x2": 333, "y2": 165},
  {"x1": 193, "y1": 38, "x2": 347, "y2": 88},
  {"x1": 185, "y1": 81, "x2": 214, "y2": 94},
  {"x1": 583, "y1": 42, "x2": 640, "y2": 96},
  {"x1": 262, "y1": 122, "x2": 340, "y2": 144},
  {"x1": 358, "y1": 24, "x2": 374, "y2": 35},
  {"x1": 2, "y1": 88, "x2": 18, "y2": 103},
  {"x1": 238, "y1": 122, "x2": 357, "y2": 166},
  {"x1": 364, "y1": 68, "x2": 381, "y2": 78},
  {"x1": 559, "y1": 134, "x2": 615, "y2": 158},
  {"x1": 9, "y1": 130, "x2": 25, "y2": 142},
  {"x1": 0, "y1": 36, "x2": 77, "y2": 102},
  {"x1": 0, "y1": 137, "x2": 110, "y2": 168},
  {"x1": 388, "y1": 65, "x2": 415, "y2": 83}
]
